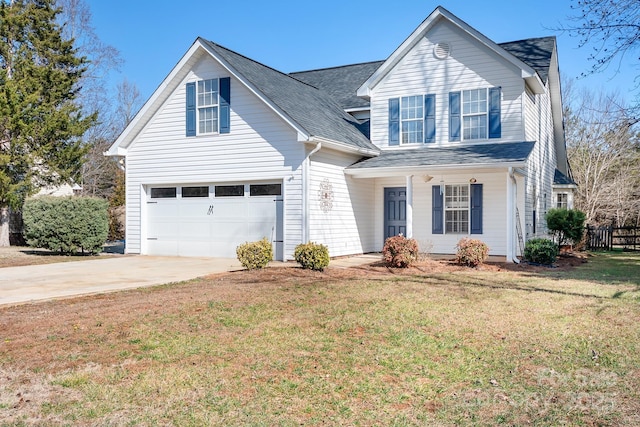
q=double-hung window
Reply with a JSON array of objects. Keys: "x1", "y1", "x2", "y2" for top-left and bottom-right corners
[
  {"x1": 445, "y1": 185, "x2": 469, "y2": 233},
  {"x1": 449, "y1": 87, "x2": 501, "y2": 142},
  {"x1": 556, "y1": 193, "x2": 568, "y2": 209},
  {"x1": 401, "y1": 95, "x2": 424, "y2": 144},
  {"x1": 462, "y1": 89, "x2": 488, "y2": 140},
  {"x1": 198, "y1": 79, "x2": 219, "y2": 134},
  {"x1": 388, "y1": 94, "x2": 436, "y2": 145},
  {"x1": 186, "y1": 77, "x2": 230, "y2": 136}
]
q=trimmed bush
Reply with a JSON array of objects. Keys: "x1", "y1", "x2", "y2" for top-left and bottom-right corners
[
  {"x1": 23, "y1": 196, "x2": 109, "y2": 255},
  {"x1": 524, "y1": 238, "x2": 559, "y2": 265},
  {"x1": 236, "y1": 237, "x2": 273, "y2": 270},
  {"x1": 546, "y1": 208, "x2": 586, "y2": 248},
  {"x1": 383, "y1": 235, "x2": 419, "y2": 268},
  {"x1": 455, "y1": 238, "x2": 489, "y2": 267},
  {"x1": 294, "y1": 242, "x2": 330, "y2": 271}
]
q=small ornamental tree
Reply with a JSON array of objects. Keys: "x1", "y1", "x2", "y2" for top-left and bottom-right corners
[
  {"x1": 383, "y1": 235, "x2": 419, "y2": 268},
  {"x1": 23, "y1": 196, "x2": 108, "y2": 254},
  {"x1": 546, "y1": 208, "x2": 587, "y2": 248}
]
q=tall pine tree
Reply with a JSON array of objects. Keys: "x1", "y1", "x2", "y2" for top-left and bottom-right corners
[{"x1": 0, "y1": 0, "x2": 95, "y2": 246}]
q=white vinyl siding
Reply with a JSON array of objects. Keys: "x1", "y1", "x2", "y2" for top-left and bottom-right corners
[
  {"x1": 370, "y1": 19, "x2": 524, "y2": 148},
  {"x1": 309, "y1": 149, "x2": 376, "y2": 256},
  {"x1": 372, "y1": 172, "x2": 508, "y2": 255},
  {"x1": 124, "y1": 55, "x2": 305, "y2": 259}
]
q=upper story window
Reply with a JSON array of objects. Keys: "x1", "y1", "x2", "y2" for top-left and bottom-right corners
[
  {"x1": 449, "y1": 87, "x2": 501, "y2": 142},
  {"x1": 462, "y1": 89, "x2": 488, "y2": 140},
  {"x1": 197, "y1": 79, "x2": 219, "y2": 134},
  {"x1": 401, "y1": 95, "x2": 424, "y2": 144},
  {"x1": 388, "y1": 94, "x2": 435, "y2": 145},
  {"x1": 185, "y1": 77, "x2": 231, "y2": 137}
]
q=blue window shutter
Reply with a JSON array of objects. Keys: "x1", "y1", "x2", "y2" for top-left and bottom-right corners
[
  {"x1": 449, "y1": 91, "x2": 461, "y2": 141},
  {"x1": 186, "y1": 82, "x2": 196, "y2": 137},
  {"x1": 470, "y1": 183, "x2": 483, "y2": 234},
  {"x1": 424, "y1": 94, "x2": 436, "y2": 143},
  {"x1": 489, "y1": 87, "x2": 501, "y2": 139},
  {"x1": 432, "y1": 185, "x2": 443, "y2": 234},
  {"x1": 219, "y1": 77, "x2": 231, "y2": 134},
  {"x1": 389, "y1": 98, "x2": 399, "y2": 146}
]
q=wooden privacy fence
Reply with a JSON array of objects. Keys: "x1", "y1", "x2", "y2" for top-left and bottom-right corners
[{"x1": 586, "y1": 225, "x2": 640, "y2": 251}]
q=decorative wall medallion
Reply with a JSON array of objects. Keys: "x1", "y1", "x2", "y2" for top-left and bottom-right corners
[{"x1": 318, "y1": 179, "x2": 334, "y2": 213}]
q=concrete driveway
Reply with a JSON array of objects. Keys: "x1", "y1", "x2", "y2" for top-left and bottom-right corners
[{"x1": 0, "y1": 256, "x2": 242, "y2": 307}]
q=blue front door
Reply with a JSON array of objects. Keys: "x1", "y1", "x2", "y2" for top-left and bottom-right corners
[{"x1": 384, "y1": 187, "x2": 407, "y2": 241}]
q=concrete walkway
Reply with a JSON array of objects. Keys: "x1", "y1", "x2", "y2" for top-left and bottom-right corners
[{"x1": 0, "y1": 253, "x2": 381, "y2": 307}]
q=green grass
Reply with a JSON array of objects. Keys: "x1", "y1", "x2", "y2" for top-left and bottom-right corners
[{"x1": 1, "y1": 252, "x2": 639, "y2": 426}]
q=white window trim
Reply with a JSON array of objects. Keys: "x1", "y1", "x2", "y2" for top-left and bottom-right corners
[
  {"x1": 462, "y1": 88, "x2": 488, "y2": 141},
  {"x1": 444, "y1": 184, "x2": 470, "y2": 234},
  {"x1": 400, "y1": 95, "x2": 424, "y2": 144},
  {"x1": 197, "y1": 78, "x2": 220, "y2": 135}
]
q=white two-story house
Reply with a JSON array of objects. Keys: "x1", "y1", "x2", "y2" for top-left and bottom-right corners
[{"x1": 107, "y1": 6, "x2": 574, "y2": 262}]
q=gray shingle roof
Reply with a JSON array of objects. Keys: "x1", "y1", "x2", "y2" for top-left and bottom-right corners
[
  {"x1": 347, "y1": 141, "x2": 535, "y2": 170},
  {"x1": 290, "y1": 61, "x2": 384, "y2": 110},
  {"x1": 201, "y1": 39, "x2": 378, "y2": 152},
  {"x1": 554, "y1": 168, "x2": 576, "y2": 185},
  {"x1": 499, "y1": 37, "x2": 555, "y2": 83}
]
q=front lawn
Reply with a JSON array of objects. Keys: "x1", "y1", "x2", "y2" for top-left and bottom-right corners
[{"x1": 1, "y1": 252, "x2": 638, "y2": 425}]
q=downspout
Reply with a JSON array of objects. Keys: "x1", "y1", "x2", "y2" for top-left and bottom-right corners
[
  {"x1": 508, "y1": 167, "x2": 520, "y2": 264},
  {"x1": 302, "y1": 142, "x2": 322, "y2": 243}
]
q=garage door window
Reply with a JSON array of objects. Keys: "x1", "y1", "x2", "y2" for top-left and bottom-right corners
[
  {"x1": 182, "y1": 186, "x2": 209, "y2": 198},
  {"x1": 215, "y1": 185, "x2": 244, "y2": 197},
  {"x1": 250, "y1": 184, "x2": 282, "y2": 196},
  {"x1": 150, "y1": 187, "x2": 177, "y2": 198}
]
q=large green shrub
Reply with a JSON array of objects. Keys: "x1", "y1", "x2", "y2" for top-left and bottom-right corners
[
  {"x1": 383, "y1": 235, "x2": 419, "y2": 268},
  {"x1": 546, "y1": 208, "x2": 586, "y2": 247},
  {"x1": 455, "y1": 237, "x2": 489, "y2": 267},
  {"x1": 294, "y1": 242, "x2": 330, "y2": 271},
  {"x1": 23, "y1": 196, "x2": 109, "y2": 254},
  {"x1": 236, "y1": 237, "x2": 273, "y2": 270},
  {"x1": 524, "y1": 238, "x2": 559, "y2": 265}
]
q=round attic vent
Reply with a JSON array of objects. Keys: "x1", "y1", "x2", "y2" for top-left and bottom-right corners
[{"x1": 434, "y1": 42, "x2": 451, "y2": 59}]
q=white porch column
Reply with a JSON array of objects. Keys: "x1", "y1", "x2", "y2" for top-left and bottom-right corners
[{"x1": 406, "y1": 175, "x2": 413, "y2": 238}]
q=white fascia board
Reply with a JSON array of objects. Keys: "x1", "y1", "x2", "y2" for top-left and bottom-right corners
[
  {"x1": 345, "y1": 161, "x2": 526, "y2": 178},
  {"x1": 108, "y1": 39, "x2": 206, "y2": 156},
  {"x1": 308, "y1": 136, "x2": 380, "y2": 157},
  {"x1": 199, "y1": 41, "x2": 310, "y2": 141},
  {"x1": 105, "y1": 146, "x2": 127, "y2": 157},
  {"x1": 357, "y1": 6, "x2": 540, "y2": 95}
]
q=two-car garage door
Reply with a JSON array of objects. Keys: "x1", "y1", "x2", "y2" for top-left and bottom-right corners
[{"x1": 145, "y1": 182, "x2": 283, "y2": 259}]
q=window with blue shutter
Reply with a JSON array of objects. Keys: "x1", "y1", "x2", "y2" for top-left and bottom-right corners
[
  {"x1": 488, "y1": 87, "x2": 501, "y2": 139},
  {"x1": 185, "y1": 82, "x2": 196, "y2": 137},
  {"x1": 449, "y1": 91, "x2": 461, "y2": 141},
  {"x1": 424, "y1": 94, "x2": 436, "y2": 143},
  {"x1": 470, "y1": 183, "x2": 483, "y2": 234},
  {"x1": 432, "y1": 185, "x2": 443, "y2": 234},
  {"x1": 219, "y1": 77, "x2": 231, "y2": 134},
  {"x1": 389, "y1": 98, "x2": 400, "y2": 146}
]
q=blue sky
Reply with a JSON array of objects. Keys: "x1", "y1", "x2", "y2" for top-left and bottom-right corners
[{"x1": 86, "y1": 0, "x2": 637, "y2": 105}]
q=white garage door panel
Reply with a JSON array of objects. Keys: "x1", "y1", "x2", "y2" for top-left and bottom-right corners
[{"x1": 146, "y1": 185, "x2": 280, "y2": 258}]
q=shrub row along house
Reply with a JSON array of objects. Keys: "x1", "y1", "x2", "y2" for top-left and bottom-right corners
[{"x1": 106, "y1": 6, "x2": 575, "y2": 262}]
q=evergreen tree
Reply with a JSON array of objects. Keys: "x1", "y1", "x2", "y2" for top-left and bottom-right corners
[{"x1": 0, "y1": 0, "x2": 95, "y2": 246}]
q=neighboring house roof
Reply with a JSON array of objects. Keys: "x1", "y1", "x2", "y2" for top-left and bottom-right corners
[
  {"x1": 290, "y1": 61, "x2": 384, "y2": 110},
  {"x1": 346, "y1": 141, "x2": 535, "y2": 176},
  {"x1": 554, "y1": 169, "x2": 577, "y2": 186},
  {"x1": 200, "y1": 40, "x2": 379, "y2": 154},
  {"x1": 499, "y1": 37, "x2": 555, "y2": 84}
]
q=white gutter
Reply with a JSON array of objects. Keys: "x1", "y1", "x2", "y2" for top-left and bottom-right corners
[
  {"x1": 302, "y1": 142, "x2": 322, "y2": 243},
  {"x1": 308, "y1": 136, "x2": 379, "y2": 157}
]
